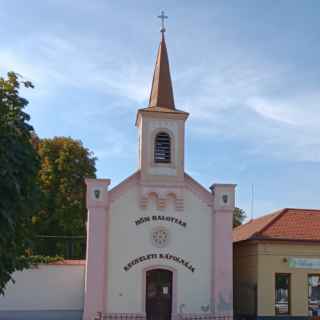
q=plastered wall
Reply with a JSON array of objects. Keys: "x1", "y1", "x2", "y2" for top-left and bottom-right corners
[
  {"x1": 0, "y1": 264, "x2": 85, "y2": 311},
  {"x1": 106, "y1": 184, "x2": 212, "y2": 314}
]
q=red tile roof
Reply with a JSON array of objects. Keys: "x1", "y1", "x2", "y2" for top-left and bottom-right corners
[{"x1": 233, "y1": 208, "x2": 320, "y2": 243}]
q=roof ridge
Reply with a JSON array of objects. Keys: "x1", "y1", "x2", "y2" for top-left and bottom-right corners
[
  {"x1": 285, "y1": 208, "x2": 320, "y2": 212},
  {"x1": 241, "y1": 209, "x2": 281, "y2": 225},
  {"x1": 232, "y1": 210, "x2": 281, "y2": 238},
  {"x1": 256, "y1": 208, "x2": 287, "y2": 235},
  {"x1": 233, "y1": 208, "x2": 320, "y2": 243}
]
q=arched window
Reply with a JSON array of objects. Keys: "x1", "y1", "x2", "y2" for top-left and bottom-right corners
[{"x1": 154, "y1": 132, "x2": 171, "y2": 163}]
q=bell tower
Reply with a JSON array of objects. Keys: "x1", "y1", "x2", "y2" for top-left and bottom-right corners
[{"x1": 136, "y1": 25, "x2": 189, "y2": 186}]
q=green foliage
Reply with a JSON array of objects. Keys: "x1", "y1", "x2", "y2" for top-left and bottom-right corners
[
  {"x1": 18, "y1": 255, "x2": 64, "y2": 266},
  {"x1": 32, "y1": 137, "x2": 96, "y2": 257},
  {"x1": 233, "y1": 207, "x2": 246, "y2": 228},
  {"x1": 0, "y1": 72, "x2": 40, "y2": 295}
]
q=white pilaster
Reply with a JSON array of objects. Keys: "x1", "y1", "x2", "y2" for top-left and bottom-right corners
[
  {"x1": 210, "y1": 183, "x2": 236, "y2": 316},
  {"x1": 83, "y1": 178, "x2": 110, "y2": 320}
]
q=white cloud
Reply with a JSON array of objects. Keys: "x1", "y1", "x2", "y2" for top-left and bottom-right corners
[
  {"x1": 247, "y1": 97, "x2": 298, "y2": 125},
  {"x1": 2, "y1": 29, "x2": 319, "y2": 163},
  {"x1": 248, "y1": 93, "x2": 320, "y2": 128},
  {"x1": 0, "y1": 33, "x2": 150, "y2": 104},
  {"x1": 172, "y1": 51, "x2": 320, "y2": 162},
  {"x1": 245, "y1": 92, "x2": 320, "y2": 161}
]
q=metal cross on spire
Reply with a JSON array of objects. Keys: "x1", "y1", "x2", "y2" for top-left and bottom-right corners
[{"x1": 158, "y1": 10, "x2": 168, "y2": 33}]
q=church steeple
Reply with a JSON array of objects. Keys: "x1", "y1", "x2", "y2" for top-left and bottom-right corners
[
  {"x1": 148, "y1": 23, "x2": 175, "y2": 109},
  {"x1": 136, "y1": 12, "x2": 189, "y2": 184}
]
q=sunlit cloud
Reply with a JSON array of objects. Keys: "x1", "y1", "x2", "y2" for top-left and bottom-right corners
[
  {"x1": 1, "y1": 0, "x2": 320, "y2": 214},
  {"x1": 0, "y1": 33, "x2": 151, "y2": 104}
]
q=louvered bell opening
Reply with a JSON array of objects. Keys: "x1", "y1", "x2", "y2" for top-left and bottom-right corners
[{"x1": 154, "y1": 132, "x2": 171, "y2": 163}]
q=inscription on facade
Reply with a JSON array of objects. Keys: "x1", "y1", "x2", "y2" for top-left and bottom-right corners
[
  {"x1": 135, "y1": 215, "x2": 187, "y2": 227},
  {"x1": 123, "y1": 253, "x2": 195, "y2": 272}
]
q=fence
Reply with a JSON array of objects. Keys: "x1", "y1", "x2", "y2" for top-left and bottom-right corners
[
  {"x1": 94, "y1": 313, "x2": 320, "y2": 320},
  {"x1": 177, "y1": 316, "x2": 233, "y2": 320},
  {"x1": 94, "y1": 313, "x2": 145, "y2": 320},
  {"x1": 32, "y1": 235, "x2": 86, "y2": 259},
  {"x1": 94, "y1": 313, "x2": 234, "y2": 320}
]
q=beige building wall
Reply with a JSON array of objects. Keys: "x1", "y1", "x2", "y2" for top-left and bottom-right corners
[
  {"x1": 257, "y1": 241, "x2": 320, "y2": 317},
  {"x1": 234, "y1": 241, "x2": 320, "y2": 317},
  {"x1": 234, "y1": 242, "x2": 258, "y2": 316}
]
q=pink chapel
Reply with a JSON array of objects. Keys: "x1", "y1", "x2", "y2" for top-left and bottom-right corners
[
  {"x1": 2, "y1": 14, "x2": 320, "y2": 320},
  {"x1": 0, "y1": 20, "x2": 236, "y2": 320},
  {"x1": 83, "y1": 27, "x2": 236, "y2": 320}
]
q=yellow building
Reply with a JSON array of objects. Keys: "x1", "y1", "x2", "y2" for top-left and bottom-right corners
[{"x1": 233, "y1": 208, "x2": 320, "y2": 319}]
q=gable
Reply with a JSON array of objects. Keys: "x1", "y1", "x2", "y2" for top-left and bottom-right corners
[{"x1": 108, "y1": 170, "x2": 213, "y2": 211}]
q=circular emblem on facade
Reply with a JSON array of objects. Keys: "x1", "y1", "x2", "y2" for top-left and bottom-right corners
[{"x1": 151, "y1": 226, "x2": 170, "y2": 248}]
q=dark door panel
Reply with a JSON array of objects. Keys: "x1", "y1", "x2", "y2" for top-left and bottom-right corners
[{"x1": 146, "y1": 269, "x2": 172, "y2": 320}]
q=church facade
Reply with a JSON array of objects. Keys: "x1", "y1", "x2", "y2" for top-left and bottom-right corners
[{"x1": 83, "y1": 30, "x2": 236, "y2": 320}]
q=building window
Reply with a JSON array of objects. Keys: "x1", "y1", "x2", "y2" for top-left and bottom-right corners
[
  {"x1": 308, "y1": 275, "x2": 320, "y2": 316},
  {"x1": 275, "y1": 273, "x2": 290, "y2": 315},
  {"x1": 154, "y1": 132, "x2": 171, "y2": 163}
]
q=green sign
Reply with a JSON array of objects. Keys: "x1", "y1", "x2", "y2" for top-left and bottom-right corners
[{"x1": 288, "y1": 257, "x2": 320, "y2": 269}]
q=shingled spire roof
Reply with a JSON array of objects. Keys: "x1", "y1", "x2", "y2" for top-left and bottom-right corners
[{"x1": 148, "y1": 32, "x2": 175, "y2": 109}]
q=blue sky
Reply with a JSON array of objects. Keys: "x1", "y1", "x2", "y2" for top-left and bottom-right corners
[{"x1": 1, "y1": 0, "x2": 320, "y2": 219}]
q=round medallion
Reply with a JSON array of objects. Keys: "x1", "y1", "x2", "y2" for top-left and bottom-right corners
[{"x1": 151, "y1": 226, "x2": 170, "y2": 248}]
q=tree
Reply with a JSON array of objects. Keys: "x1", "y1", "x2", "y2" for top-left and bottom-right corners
[
  {"x1": 233, "y1": 207, "x2": 246, "y2": 228},
  {"x1": 32, "y1": 137, "x2": 96, "y2": 257},
  {"x1": 0, "y1": 72, "x2": 40, "y2": 295}
]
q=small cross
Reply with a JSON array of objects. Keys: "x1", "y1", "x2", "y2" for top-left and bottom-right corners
[{"x1": 158, "y1": 10, "x2": 168, "y2": 33}]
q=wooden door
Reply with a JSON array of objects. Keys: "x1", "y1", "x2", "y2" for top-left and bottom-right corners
[{"x1": 146, "y1": 269, "x2": 172, "y2": 320}]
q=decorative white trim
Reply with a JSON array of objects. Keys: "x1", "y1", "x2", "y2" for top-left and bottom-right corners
[
  {"x1": 150, "y1": 226, "x2": 170, "y2": 248},
  {"x1": 108, "y1": 170, "x2": 214, "y2": 211},
  {"x1": 139, "y1": 186, "x2": 184, "y2": 211}
]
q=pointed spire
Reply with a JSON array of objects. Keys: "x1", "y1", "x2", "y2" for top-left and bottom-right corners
[{"x1": 148, "y1": 32, "x2": 175, "y2": 109}]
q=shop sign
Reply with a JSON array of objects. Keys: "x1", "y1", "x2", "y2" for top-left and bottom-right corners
[{"x1": 288, "y1": 257, "x2": 320, "y2": 269}]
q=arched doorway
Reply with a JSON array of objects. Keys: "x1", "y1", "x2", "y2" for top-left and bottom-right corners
[{"x1": 146, "y1": 269, "x2": 173, "y2": 320}]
